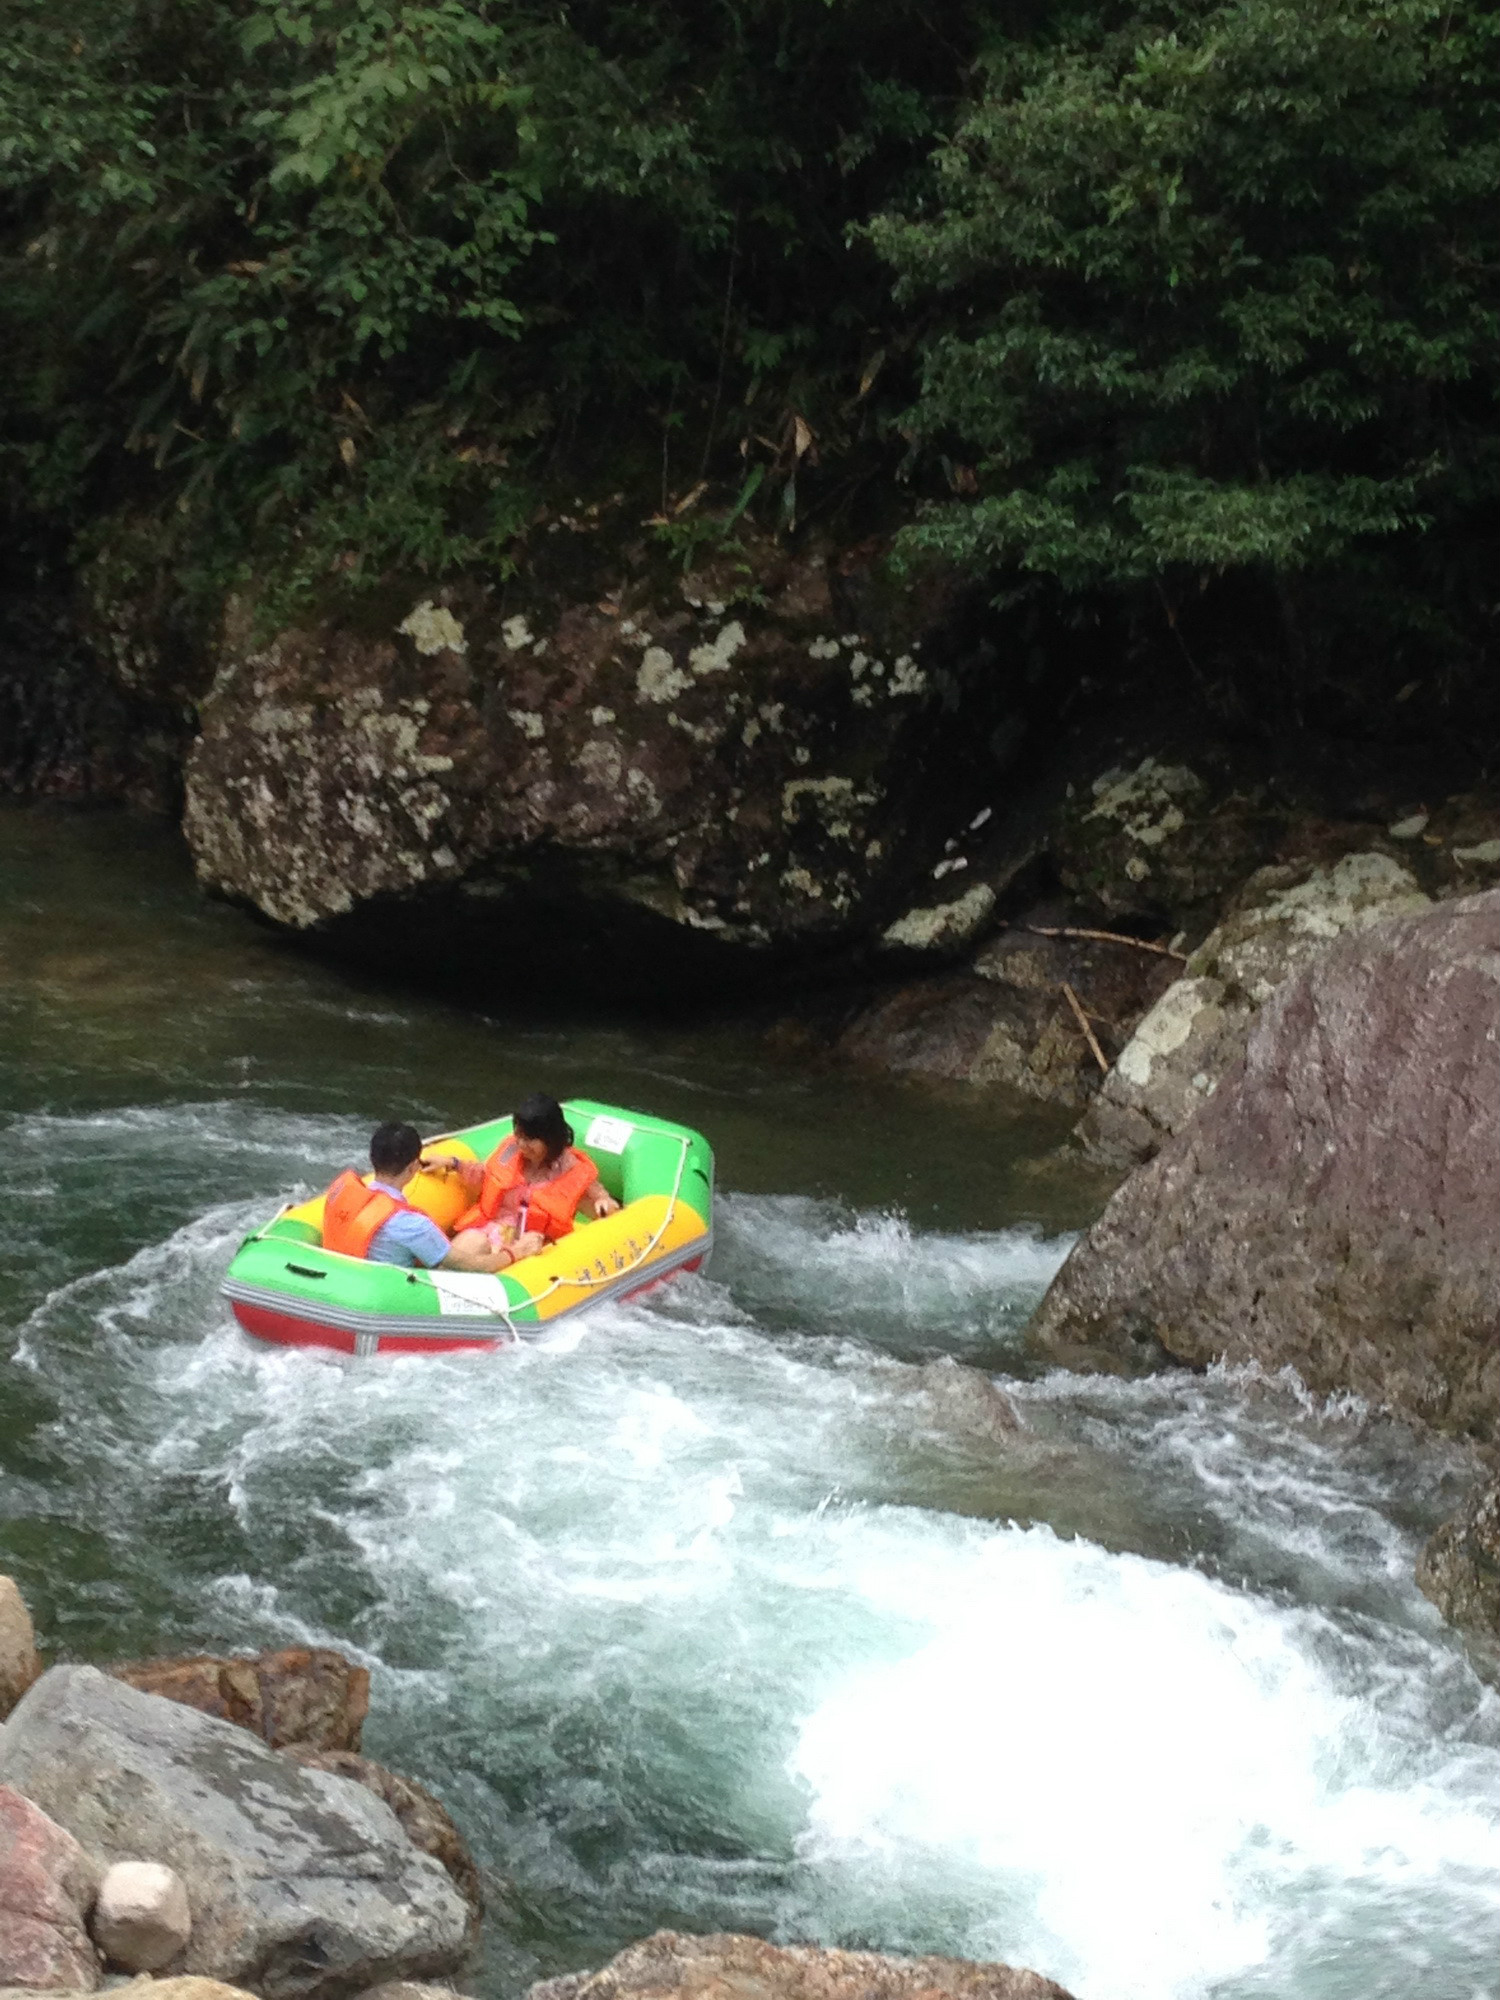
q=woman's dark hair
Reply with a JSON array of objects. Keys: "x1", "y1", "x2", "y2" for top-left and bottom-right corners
[
  {"x1": 370, "y1": 1121, "x2": 423, "y2": 1175},
  {"x1": 513, "y1": 1092, "x2": 573, "y2": 1162}
]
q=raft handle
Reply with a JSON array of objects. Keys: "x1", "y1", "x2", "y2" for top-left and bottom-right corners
[{"x1": 285, "y1": 1263, "x2": 328, "y2": 1279}]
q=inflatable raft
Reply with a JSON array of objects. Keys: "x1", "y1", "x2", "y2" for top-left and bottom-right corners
[{"x1": 221, "y1": 1100, "x2": 713, "y2": 1355}]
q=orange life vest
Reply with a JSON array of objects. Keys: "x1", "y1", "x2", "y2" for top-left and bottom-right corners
[
  {"x1": 321, "y1": 1170, "x2": 419, "y2": 1259},
  {"x1": 455, "y1": 1142, "x2": 600, "y2": 1243}
]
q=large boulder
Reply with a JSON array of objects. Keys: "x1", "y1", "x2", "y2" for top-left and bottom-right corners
[
  {"x1": 0, "y1": 1667, "x2": 470, "y2": 2000},
  {"x1": 279, "y1": 1749, "x2": 482, "y2": 1931},
  {"x1": 106, "y1": 1646, "x2": 370, "y2": 1752},
  {"x1": 1030, "y1": 891, "x2": 1500, "y2": 1437},
  {"x1": 0, "y1": 1785, "x2": 99, "y2": 1991},
  {"x1": 527, "y1": 1931, "x2": 1075, "y2": 2000},
  {"x1": 181, "y1": 530, "x2": 1011, "y2": 995},
  {"x1": 1075, "y1": 850, "x2": 1433, "y2": 1167},
  {"x1": 0, "y1": 1575, "x2": 42, "y2": 1719}
]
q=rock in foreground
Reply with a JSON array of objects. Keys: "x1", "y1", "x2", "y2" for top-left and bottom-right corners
[
  {"x1": 0, "y1": 1574, "x2": 43, "y2": 1720},
  {"x1": 528, "y1": 1931, "x2": 1075, "y2": 2000},
  {"x1": 0, "y1": 1667, "x2": 470, "y2": 2000},
  {"x1": 0, "y1": 1785, "x2": 99, "y2": 1991},
  {"x1": 1031, "y1": 891, "x2": 1500, "y2": 1437},
  {"x1": 1, "y1": 1982, "x2": 257, "y2": 2000},
  {"x1": 107, "y1": 1645, "x2": 370, "y2": 1751},
  {"x1": 92, "y1": 1861, "x2": 193, "y2": 1974}
]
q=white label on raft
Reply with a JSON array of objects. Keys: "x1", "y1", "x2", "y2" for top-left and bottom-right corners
[
  {"x1": 583, "y1": 1114, "x2": 634, "y2": 1154},
  {"x1": 430, "y1": 1272, "x2": 509, "y2": 1316}
]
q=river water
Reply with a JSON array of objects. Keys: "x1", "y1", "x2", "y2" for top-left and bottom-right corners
[{"x1": 2, "y1": 805, "x2": 1497, "y2": 2000}]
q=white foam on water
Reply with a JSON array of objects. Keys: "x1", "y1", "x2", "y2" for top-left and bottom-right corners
[
  {"x1": 787, "y1": 1518, "x2": 1500, "y2": 2000},
  {"x1": 713, "y1": 1195, "x2": 1070, "y2": 1358},
  {"x1": 9, "y1": 1125, "x2": 1500, "y2": 2000}
]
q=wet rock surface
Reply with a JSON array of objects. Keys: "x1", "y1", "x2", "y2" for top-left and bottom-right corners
[
  {"x1": 1417, "y1": 1475, "x2": 1500, "y2": 1666},
  {"x1": 0, "y1": 1785, "x2": 100, "y2": 1992},
  {"x1": 1030, "y1": 891, "x2": 1500, "y2": 1437},
  {"x1": 107, "y1": 1646, "x2": 371, "y2": 1752},
  {"x1": 0, "y1": 1666, "x2": 471, "y2": 2000},
  {"x1": 527, "y1": 1930, "x2": 1076, "y2": 2000},
  {"x1": 0, "y1": 1982, "x2": 260, "y2": 2000}
]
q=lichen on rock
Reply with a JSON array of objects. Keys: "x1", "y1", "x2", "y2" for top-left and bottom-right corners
[{"x1": 397, "y1": 601, "x2": 467, "y2": 656}]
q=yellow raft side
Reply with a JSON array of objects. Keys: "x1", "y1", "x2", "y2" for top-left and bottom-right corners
[{"x1": 500, "y1": 1194, "x2": 708, "y2": 1322}]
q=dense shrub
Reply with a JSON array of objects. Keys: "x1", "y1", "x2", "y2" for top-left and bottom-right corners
[{"x1": 2, "y1": 0, "x2": 1496, "y2": 726}]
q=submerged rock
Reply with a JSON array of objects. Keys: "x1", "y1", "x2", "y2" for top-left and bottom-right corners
[
  {"x1": 527, "y1": 1930, "x2": 1076, "y2": 2000},
  {"x1": 1031, "y1": 890, "x2": 1500, "y2": 1436},
  {"x1": 0, "y1": 1667, "x2": 471, "y2": 2000},
  {"x1": 0, "y1": 1785, "x2": 100, "y2": 1992},
  {"x1": 107, "y1": 1645, "x2": 370, "y2": 1752}
]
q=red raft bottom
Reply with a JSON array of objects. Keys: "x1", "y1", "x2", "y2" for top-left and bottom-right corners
[{"x1": 230, "y1": 1253, "x2": 706, "y2": 1358}]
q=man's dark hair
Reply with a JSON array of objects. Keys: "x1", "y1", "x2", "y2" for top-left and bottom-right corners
[{"x1": 370, "y1": 1121, "x2": 423, "y2": 1176}]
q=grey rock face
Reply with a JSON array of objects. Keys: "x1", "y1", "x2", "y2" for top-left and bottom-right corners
[
  {"x1": 0, "y1": 1668, "x2": 471, "y2": 2000},
  {"x1": 1031, "y1": 891, "x2": 1500, "y2": 1437},
  {"x1": 1075, "y1": 851, "x2": 1433, "y2": 1170}
]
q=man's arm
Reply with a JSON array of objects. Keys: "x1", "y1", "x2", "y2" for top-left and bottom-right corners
[{"x1": 421, "y1": 1152, "x2": 483, "y2": 1194}]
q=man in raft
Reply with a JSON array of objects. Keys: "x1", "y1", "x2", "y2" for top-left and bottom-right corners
[
  {"x1": 322, "y1": 1122, "x2": 520, "y2": 1272},
  {"x1": 428, "y1": 1092, "x2": 620, "y2": 1263}
]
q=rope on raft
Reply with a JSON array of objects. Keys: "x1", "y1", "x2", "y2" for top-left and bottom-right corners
[{"x1": 414, "y1": 1130, "x2": 695, "y2": 1334}]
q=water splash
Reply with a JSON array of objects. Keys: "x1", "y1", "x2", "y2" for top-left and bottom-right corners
[{"x1": 3, "y1": 1118, "x2": 1498, "y2": 2000}]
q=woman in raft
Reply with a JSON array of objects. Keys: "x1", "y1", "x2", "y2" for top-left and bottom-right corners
[{"x1": 426, "y1": 1092, "x2": 620, "y2": 1268}]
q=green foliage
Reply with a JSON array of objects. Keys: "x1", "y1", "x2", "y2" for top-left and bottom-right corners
[
  {"x1": 871, "y1": 0, "x2": 1500, "y2": 686},
  {"x1": 3, "y1": 0, "x2": 1497, "y2": 717},
  {"x1": 0, "y1": 0, "x2": 996, "y2": 614}
]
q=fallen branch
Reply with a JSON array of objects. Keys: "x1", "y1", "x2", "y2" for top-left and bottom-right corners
[
  {"x1": 1061, "y1": 982, "x2": 1110, "y2": 1075},
  {"x1": 1026, "y1": 924, "x2": 1187, "y2": 961}
]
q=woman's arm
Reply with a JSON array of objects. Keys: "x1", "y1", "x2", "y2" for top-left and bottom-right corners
[{"x1": 581, "y1": 1178, "x2": 620, "y2": 1218}]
